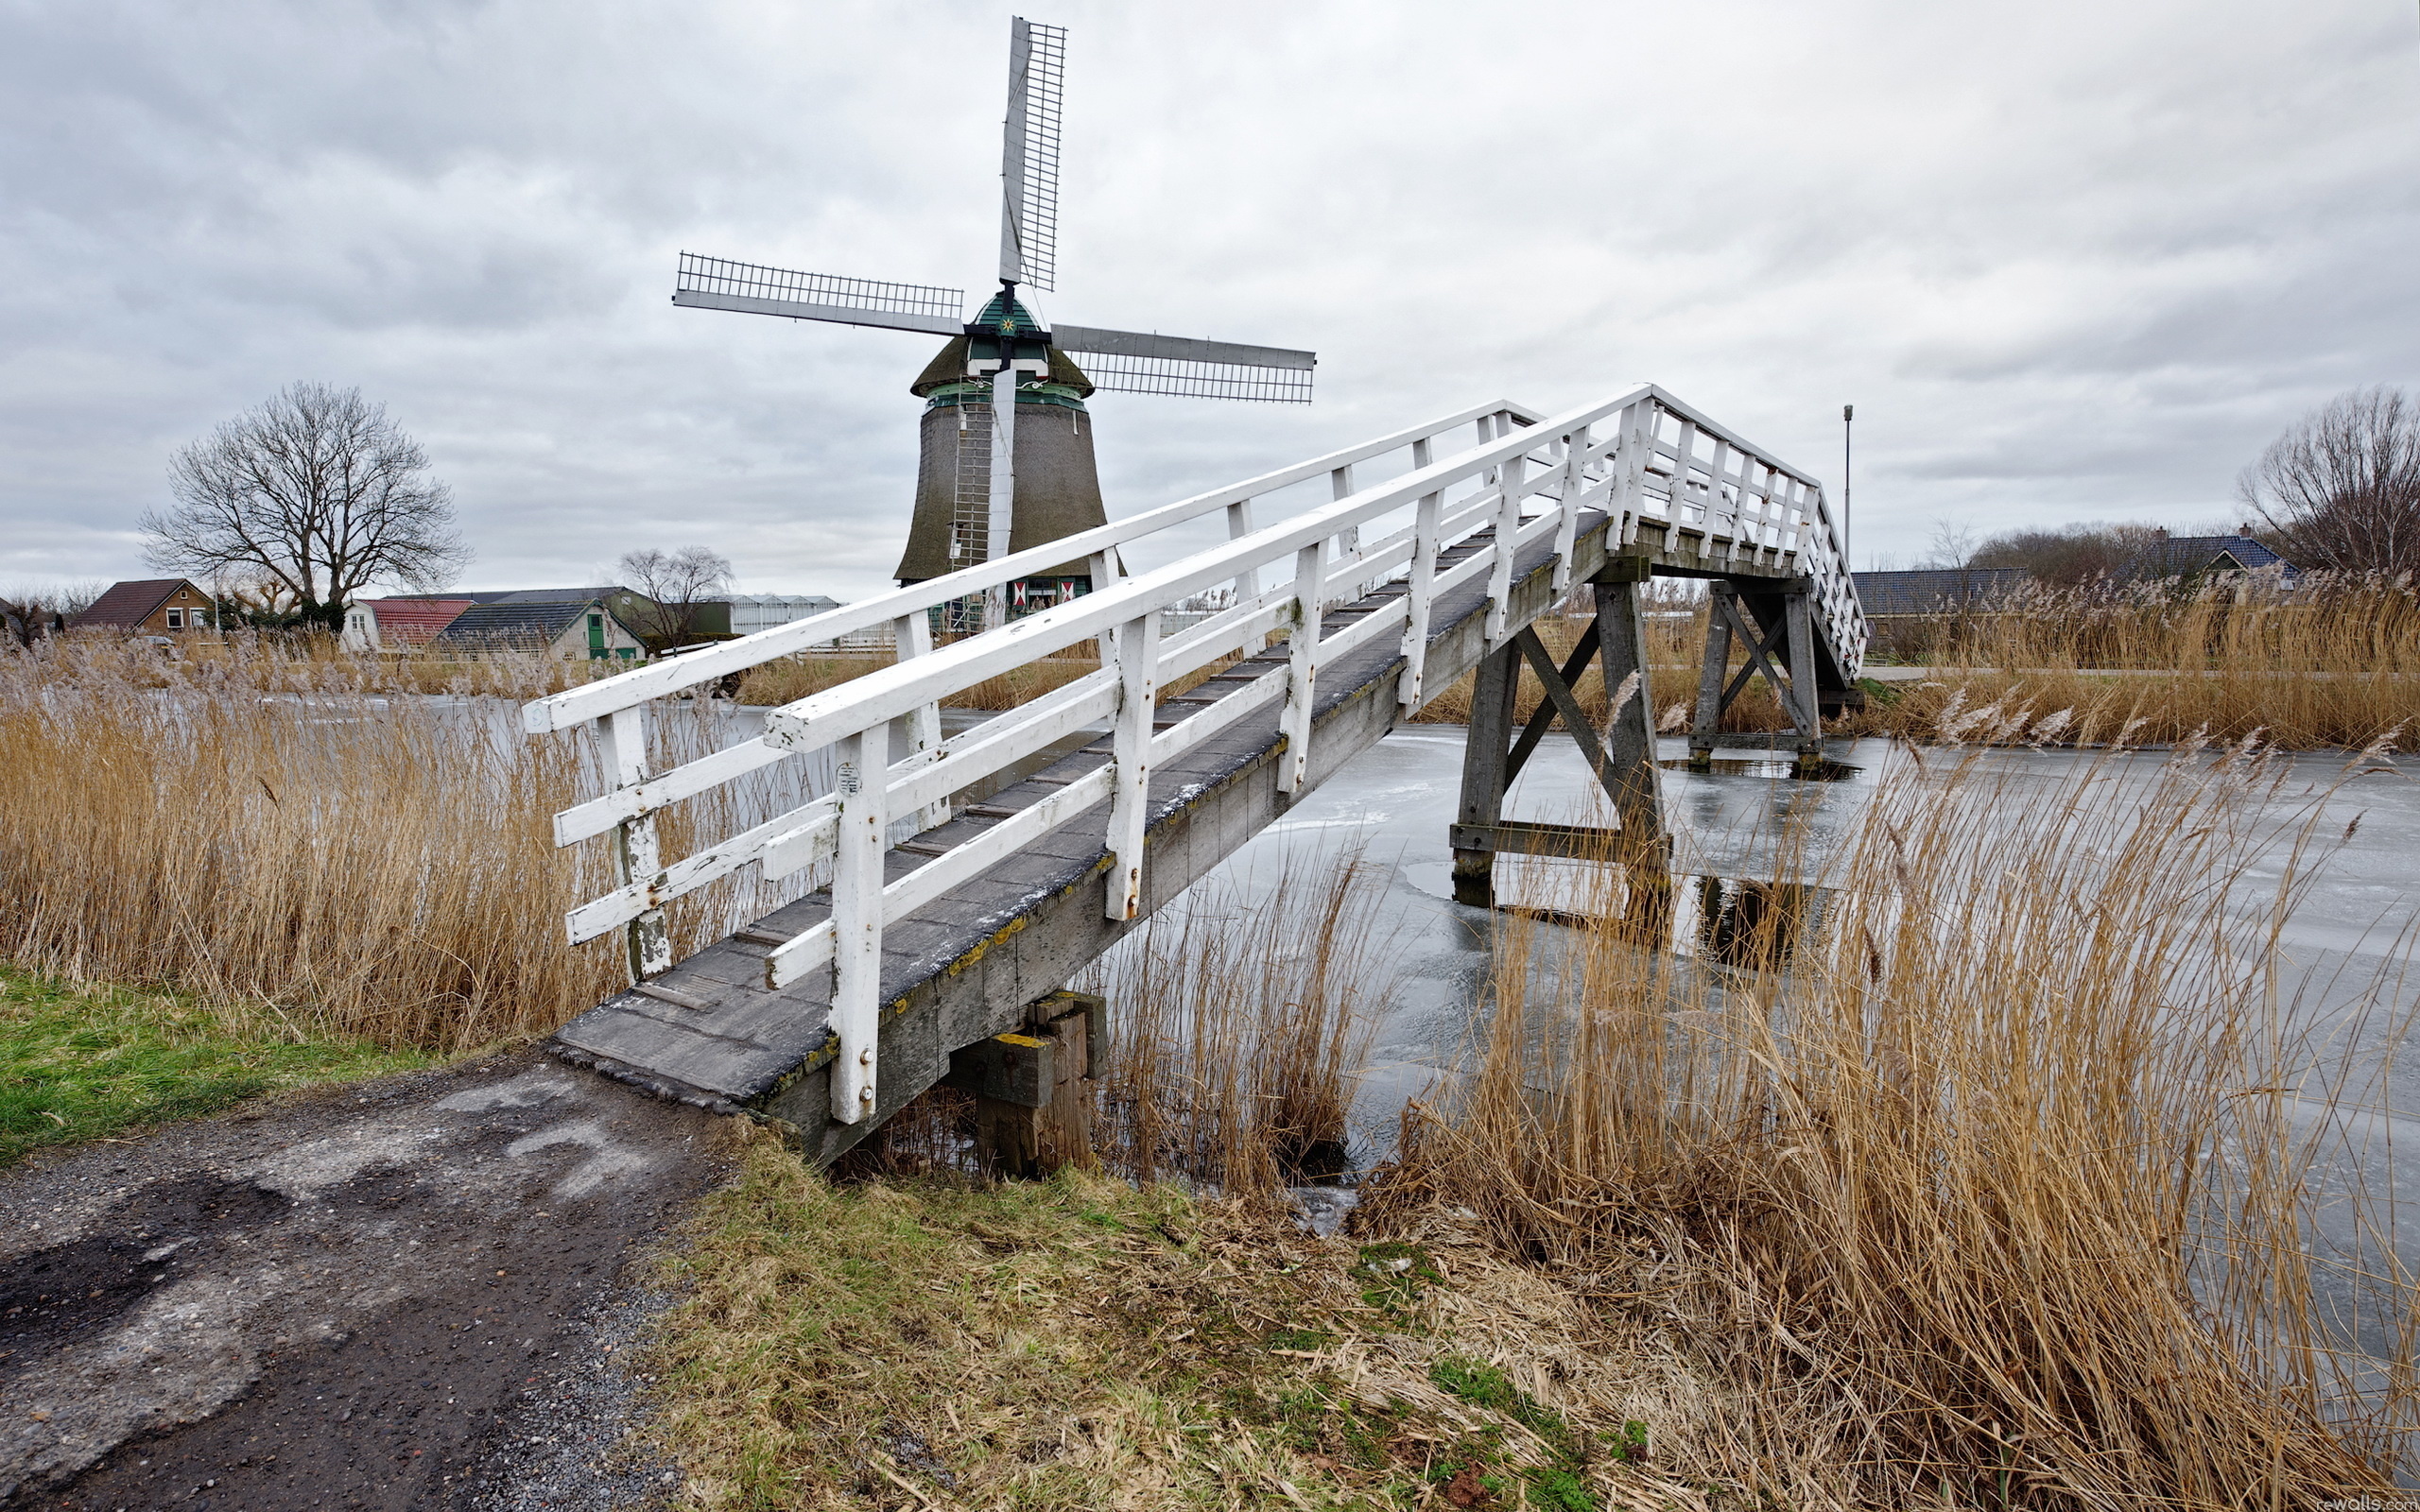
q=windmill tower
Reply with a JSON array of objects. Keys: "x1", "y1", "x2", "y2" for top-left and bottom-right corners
[{"x1": 674, "y1": 18, "x2": 1317, "y2": 627}]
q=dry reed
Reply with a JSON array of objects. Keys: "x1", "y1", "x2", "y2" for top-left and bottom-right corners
[
  {"x1": 1085, "y1": 849, "x2": 1391, "y2": 1194},
  {"x1": 1374, "y1": 739, "x2": 2419, "y2": 1502},
  {"x1": 1858, "y1": 573, "x2": 2420, "y2": 748},
  {"x1": 1419, "y1": 574, "x2": 2420, "y2": 751},
  {"x1": 0, "y1": 637, "x2": 820, "y2": 1050},
  {"x1": 56, "y1": 625, "x2": 617, "y2": 698}
]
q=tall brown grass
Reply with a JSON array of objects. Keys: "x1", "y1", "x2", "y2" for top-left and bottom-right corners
[
  {"x1": 842, "y1": 850, "x2": 1392, "y2": 1192},
  {"x1": 63, "y1": 625, "x2": 618, "y2": 698},
  {"x1": 1085, "y1": 850, "x2": 1389, "y2": 1194},
  {"x1": 1419, "y1": 574, "x2": 2420, "y2": 750},
  {"x1": 0, "y1": 637, "x2": 816, "y2": 1050},
  {"x1": 1375, "y1": 739, "x2": 2420, "y2": 1502},
  {"x1": 1860, "y1": 574, "x2": 2420, "y2": 748}
]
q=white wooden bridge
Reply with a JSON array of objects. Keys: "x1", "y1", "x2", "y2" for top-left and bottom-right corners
[{"x1": 527, "y1": 385, "x2": 1867, "y2": 1161}]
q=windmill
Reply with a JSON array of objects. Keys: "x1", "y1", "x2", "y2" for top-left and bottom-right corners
[{"x1": 673, "y1": 17, "x2": 1318, "y2": 628}]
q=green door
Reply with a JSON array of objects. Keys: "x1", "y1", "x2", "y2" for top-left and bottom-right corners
[{"x1": 587, "y1": 611, "x2": 606, "y2": 658}]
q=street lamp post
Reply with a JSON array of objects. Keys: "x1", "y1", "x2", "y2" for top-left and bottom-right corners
[{"x1": 1841, "y1": 404, "x2": 1855, "y2": 569}]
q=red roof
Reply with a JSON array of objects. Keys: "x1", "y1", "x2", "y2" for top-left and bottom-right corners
[
  {"x1": 362, "y1": 598, "x2": 474, "y2": 646},
  {"x1": 72, "y1": 578, "x2": 199, "y2": 630}
]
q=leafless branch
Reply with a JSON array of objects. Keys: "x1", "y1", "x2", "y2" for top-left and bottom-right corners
[
  {"x1": 616, "y1": 546, "x2": 735, "y2": 648},
  {"x1": 141, "y1": 382, "x2": 470, "y2": 629},
  {"x1": 2237, "y1": 386, "x2": 2420, "y2": 576}
]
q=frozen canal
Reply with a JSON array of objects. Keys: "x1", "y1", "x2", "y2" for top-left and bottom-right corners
[{"x1": 1163, "y1": 730, "x2": 2420, "y2": 1302}]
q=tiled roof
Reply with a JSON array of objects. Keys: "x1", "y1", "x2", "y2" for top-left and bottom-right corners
[
  {"x1": 383, "y1": 586, "x2": 631, "y2": 607},
  {"x1": 72, "y1": 578, "x2": 198, "y2": 629},
  {"x1": 361, "y1": 597, "x2": 473, "y2": 645},
  {"x1": 1851, "y1": 569, "x2": 2032, "y2": 616},
  {"x1": 431, "y1": 600, "x2": 593, "y2": 650},
  {"x1": 2131, "y1": 535, "x2": 2292, "y2": 577}
]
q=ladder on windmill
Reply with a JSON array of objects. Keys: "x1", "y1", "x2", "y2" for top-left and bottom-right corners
[{"x1": 526, "y1": 384, "x2": 1867, "y2": 1161}]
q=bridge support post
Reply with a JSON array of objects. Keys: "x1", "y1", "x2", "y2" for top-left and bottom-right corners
[
  {"x1": 1451, "y1": 565, "x2": 1670, "y2": 911},
  {"x1": 949, "y1": 991, "x2": 1100, "y2": 1178},
  {"x1": 1593, "y1": 558, "x2": 1668, "y2": 856},
  {"x1": 1451, "y1": 638, "x2": 1522, "y2": 908},
  {"x1": 1686, "y1": 579, "x2": 1825, "y2": 775}
]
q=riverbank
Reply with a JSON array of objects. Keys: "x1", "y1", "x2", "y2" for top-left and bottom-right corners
[
  {"x1": 0, "y1": 966, "x2": 435, "y2": 1167},
  {"x1": 653, "y1": 1141, "x2": 1702, "y2": 1510}
]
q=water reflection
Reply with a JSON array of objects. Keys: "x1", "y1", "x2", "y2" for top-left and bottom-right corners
[
  {"x1": 1656, "y1": 753, "x2": 1862, "y2": 782},
  {"x1": 1688, "y1": 874, "x2": 1826, "y2": 971},
  {"x1": 1490, "y1": 858, "x2": 1830, "y2": 974}
]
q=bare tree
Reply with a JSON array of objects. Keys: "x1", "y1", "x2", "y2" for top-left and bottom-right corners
[
  {"x1": 1969, "y1": 521, "x2": 2162, "y2": 587},
  {"x1": 2237, "y1": 386, "x2": 2420, "y2": 576},
  {"x1": 141, "y1": 383, "x2": 470, "y2": 631},
  {"x1": 1919, "y1": 521, "x2": 1979, "y2": 570},
  {"x1": 0, "y1": 582, "x2": 103, "y2": 649},
  {"x1": 617, "y1": 546, "x2": 735, "y2": 649}
]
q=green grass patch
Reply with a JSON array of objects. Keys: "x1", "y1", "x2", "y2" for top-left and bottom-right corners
[
  {"x1": 0, "y1": 965, "x2": 433, "y2": 1165},
  {"x1": 1355, "y1": 1240, "x2": 1442, "y2": 1315},
  {"x1": 648, "y1": 1136, "x2": 1685, "y2": 1510}
]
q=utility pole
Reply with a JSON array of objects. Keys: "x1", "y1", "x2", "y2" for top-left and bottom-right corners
[{"x1": 1841, "y1": 404, "x2": 1855, "y2": 569}]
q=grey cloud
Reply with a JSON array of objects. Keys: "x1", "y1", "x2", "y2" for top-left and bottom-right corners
[{"x1": 2, "y1": 0, "x2": 2416, "y2": 594}]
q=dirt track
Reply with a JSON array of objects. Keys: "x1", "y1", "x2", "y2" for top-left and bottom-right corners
[{"x1": 0, "y1": 1049, "x2": 734, "y2": 1510}]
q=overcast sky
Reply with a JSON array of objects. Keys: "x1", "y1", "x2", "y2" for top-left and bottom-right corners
[{"x1": 4, "y1": 0, "x2": 2416, "y2": 599}]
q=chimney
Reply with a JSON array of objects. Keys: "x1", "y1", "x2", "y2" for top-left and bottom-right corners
[
  {"x1": 2152, "y1": 526, "x2": 2169, "y2": 540},
  {"x1": 2238, "y1": 523, "x2": 2256, "y2": 538}
]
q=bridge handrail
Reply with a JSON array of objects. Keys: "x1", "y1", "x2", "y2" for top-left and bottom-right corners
[
  {"x1": 756, "y1": 386, "x2": 1855, "y2": 756},
  {"x1": 524, "y1": 382, "x2": 1864, "y2": 1125},
  {"x1": 522, "y1": 397, "x2": 1544, "y2": 736}
]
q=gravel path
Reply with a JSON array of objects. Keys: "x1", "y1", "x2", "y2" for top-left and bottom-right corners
[
  {"x1": 0, "y1": 1048, "x2": 735, "y2": 1511},
  {"x1": 452, "y1": 1279, "x2": 682, "y2": 1512}
]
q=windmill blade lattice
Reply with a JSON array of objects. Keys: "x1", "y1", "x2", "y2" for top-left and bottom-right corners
[
  {"x1": 999, "y1": 18, "x2": 1066, "y2": 291},
  {"x1": 677, "y1": 254, "x2": 963, "y2": 322},
  {"x1": 1055, "y1": 325, "x2": 1316, "y2": 404}
]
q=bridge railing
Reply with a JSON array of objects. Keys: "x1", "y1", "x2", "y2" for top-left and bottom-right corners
[{"x1": 524, "y1": 384, "x2": 1860, "y2": 1123}]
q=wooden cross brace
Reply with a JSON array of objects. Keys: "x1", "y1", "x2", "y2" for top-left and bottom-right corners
[
  {"x1": 1450, "y1": 579, "x2": 1669, "y2": 910},
  {"x1": 1503, "y1": 622, "x2": 1607, "y2": 785},
  {"x1": 1701, "y1": 587, "x2": 1818, "y2": 740}
]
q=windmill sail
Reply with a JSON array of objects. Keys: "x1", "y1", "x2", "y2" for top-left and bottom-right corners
[
  {"x1": 673, "y1": 253, "x2": 964, "y2": 335},
  {"x1": 1053, "y1": 325, "x2": 1316, "y2": 404},
  {"x1": 998, "y1": 18, "x2": 1066, "y2": 291}
]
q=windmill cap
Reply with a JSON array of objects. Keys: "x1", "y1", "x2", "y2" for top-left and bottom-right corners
[
  {"x1": 968, "y1": 289, "x2": 1046, "y2": 335},
  {"x1": 909, "y1": 335, "x2": 1097, "y2": 399}
]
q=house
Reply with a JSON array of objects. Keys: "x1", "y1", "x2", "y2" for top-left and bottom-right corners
[
  {"x1": 2130, "y1": 527, "x2": 2294, "y2": 582},
  {"x1": 1850, "y1": 568, "x2": 2033, "y2": 619},
  {"x1": 72, "y1": 579, "x2": 216, "y2": 635},
  {"x1": 341, "y1": 598, "x2": 475, "y2": 652},
  {"x1": 428, "y1": 593, "x2": 651, "y2": 661}
]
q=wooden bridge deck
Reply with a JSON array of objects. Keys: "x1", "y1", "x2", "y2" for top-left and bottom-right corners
[{"x1": 550, "y1": 505, "x2": 1841, "y2": 1162}]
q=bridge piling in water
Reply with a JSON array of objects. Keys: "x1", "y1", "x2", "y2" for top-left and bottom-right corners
[
  {"x1": 1685, "y1": 577, "x2": 1849, "y2": 777},
  {"x1": 1450, "y1": 560, "x2": 1671, "y2": 909}
]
